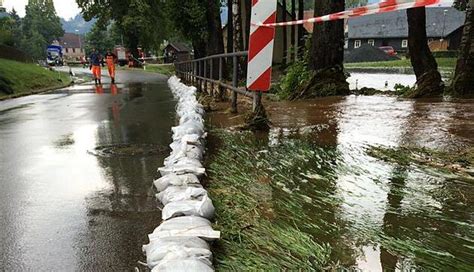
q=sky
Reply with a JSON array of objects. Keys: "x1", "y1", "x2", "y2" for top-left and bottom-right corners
[{"x1": 3, "y1": 0, "x2": 81, "y2": 19}]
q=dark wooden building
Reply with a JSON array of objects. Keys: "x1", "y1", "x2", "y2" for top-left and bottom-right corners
[
  {"x1": 163, "y1": 42, "x2": 191, "y2": 63},
  {"x1": 347, "y1": 7, "x2": 466, "y2": 52}
]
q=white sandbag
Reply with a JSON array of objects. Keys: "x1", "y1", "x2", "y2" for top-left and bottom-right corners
[
  {"x1": 162, "y1": 196, "x2": 215, "y2": 220},
  {"x1": 181, "y1": 133, "x2": 205, "y2": 145},
  {"x1": 158, "y1": 165, "x2": 206, "y2": 177},
  {"x1": 164, "y1": 157, "x2": 203, "y2": 168},
  {"x1": 149, "y1": 216, "x2": 220, "y2": 241},
  {"x1": 154, "y1": 173, "x2": 201, "y2": 192},
  {"x1": 143, "y1": 236, "x2": 210, "y2": 268},
  {"x1": 152, "y1": 259, "x2": 213, "y2": 272},
  {"x1": 157, "y1": 186, "x2": 208, "y2": 205}
]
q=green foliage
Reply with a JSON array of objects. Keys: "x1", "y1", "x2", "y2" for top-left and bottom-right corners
[
  {"x1": 277, "y1": 60, "x2": 312, "y2": 99},
  {"x1": 77, "y1": 0, "x2": 169, "y2": 53},
  {"x1": 0, "y1": 58, "x2": 70, "y2": 97},
  {"x1": 393, "y1": 83, "x2": 414, "y2": 96},
  {"x1": 3, "y1": 1, "x2": 64, "y2": 60},
  {"x1": 0, "y1": 17, "x2": 14, "y2": 46},
  {"x1": 453, "y1": 0, "x2": 468, "y2": 10},
  {"x1": 345, "y1": 57, "x2": 457, "y2": 70},
  {"x1": 84, "y1": 22, "x2": 121, "y2": 54}
]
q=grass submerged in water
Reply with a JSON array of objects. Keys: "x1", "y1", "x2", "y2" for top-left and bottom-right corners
[
  {"x1": 206, "y1": 130, "x2": 474, "y2": 271},
  {"x1": 206, "y1": 130, "x2": 344, "y2": 271}
]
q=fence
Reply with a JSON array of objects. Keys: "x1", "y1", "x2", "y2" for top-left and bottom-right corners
[{"x1": 174, "y1": 51, "x2": 263, "y2": 114}]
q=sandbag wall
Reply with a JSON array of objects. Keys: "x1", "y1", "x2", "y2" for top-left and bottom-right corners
[{"x1": 143, "y1": 76, "x2": 220, "y2": 272}]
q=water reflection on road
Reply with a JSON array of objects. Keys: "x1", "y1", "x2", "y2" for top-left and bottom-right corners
[{"x1": 0, "y1": 71, "x2": 175, "y2": 270}]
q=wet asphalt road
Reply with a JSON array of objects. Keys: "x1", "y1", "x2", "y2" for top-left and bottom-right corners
[{"x1": 0, "y1": 70, "x2": 175, "y2": 271}]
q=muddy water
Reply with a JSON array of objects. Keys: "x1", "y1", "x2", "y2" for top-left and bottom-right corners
[
  {"x1": 211, "y1": 95, "x2": 474, "y2": 271},
  {"x1": 0, "y1": 72, "x2": 174, "y2": 270}
]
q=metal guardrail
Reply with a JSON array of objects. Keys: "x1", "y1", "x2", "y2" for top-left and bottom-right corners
[{"x1": 175, "y1": 51, "x2": 261, "y2": 113}]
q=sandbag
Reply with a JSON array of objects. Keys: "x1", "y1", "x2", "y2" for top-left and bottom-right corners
[
  {"x1": 157, "y1": 186, "x2": 208, "y2": 205},
  {"x1": 152, "y1": 259, "x2": 213, "y2": 272},
  {"x1": 143, "y1": 236, "x2": 210, "y2": 268},
  {"x1": 158, "y1": 165, "x2": 206, "y2": 177},
  {"x1": 161, "y1": 196, "x2": 215, "y2": 220},
  {"x1": 164, "y1": 157, "x2": 203, "y2": 169},
  {"x1": 149, "y1": 216, "x2": 220, "y2": 241},
  {"x1": 154, "y1": 173, "x2": 201, "y2": 192}
]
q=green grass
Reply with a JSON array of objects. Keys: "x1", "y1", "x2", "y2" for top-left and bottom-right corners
[
  {"x1": 144, "y1": 64, "x2": 175, "y2": 76},
  {"x1": 0, "y1": 58, "x2": 70, "y2": 99},
  {"x1": 206, "y1": 131, "x2": 340, "y2": 270},
  {"x1": 345, "y1": 57, "x2": 457, "y2": 70}
]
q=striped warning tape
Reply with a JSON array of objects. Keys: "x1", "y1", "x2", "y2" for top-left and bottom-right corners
[{"x1": 256, "y1": 0, "x2": 443, "y2": 27}]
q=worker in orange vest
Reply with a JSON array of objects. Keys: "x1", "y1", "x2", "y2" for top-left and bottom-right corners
[
  {"x1": 105, "y1": 49, "x2": 118, "y2": 84},
  {"x1": 89, "y1": 48, "x2": 102, "y2": 85}
]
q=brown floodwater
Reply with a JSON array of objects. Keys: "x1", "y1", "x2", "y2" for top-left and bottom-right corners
[{"x1": 208, "y1": 94, "x2": 474, "y2": 271}]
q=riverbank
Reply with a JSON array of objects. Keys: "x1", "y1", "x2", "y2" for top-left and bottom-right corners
[
  {"x1": 0, "y1": 58, "x2": 72, "y2": 100},
  {"x1": 203, "y1": 93, "x2": 474, "y2": 271}
]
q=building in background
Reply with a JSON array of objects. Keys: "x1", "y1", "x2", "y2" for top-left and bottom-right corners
[
  {"x1": 58, "y1": 33, "x2": 84, "y2": 60},
  {"x1": 163, "y1": 42, "x2": 191, "y2": 63},
  {"x1": 0, "y1": 0, "x2": 9, "y2": 19},
  {"x1": 347, "y1": 7, "x2": 466, "y2": 52}
]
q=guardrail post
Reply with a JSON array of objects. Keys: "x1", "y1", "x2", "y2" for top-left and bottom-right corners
[
  {"x1": 210, "y1": 59, "x2": 214, "y2": 97},
  {"x1": 198, "y1": 60, "x2": 202, "y2": 92},
  {"x1": 192, "y1": 62, "x2": 196, "y2": 85},
  {"x1": 203, "y1": 60, "x2": 207, "y2": 94},
  {"x1": 218, "y1": 57, "x2": 223, "y2": 101},
  {"x1": 252, "y1": 91, "x2": 263, "y2": 113},
  {"x1": 231, "y1": 55, "x2": 238, "y2": 113}
]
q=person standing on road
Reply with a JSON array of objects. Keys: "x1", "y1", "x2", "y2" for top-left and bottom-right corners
[
  {"x1": 89, "y1": 48, "x2": 102, "y2": 85},
  {"x1": 105, "y1": 49, "x2": 118, "y2": 84}
]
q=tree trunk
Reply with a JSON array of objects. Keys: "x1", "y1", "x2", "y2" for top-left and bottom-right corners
[
  {"x1": 406, "y1": 7, "x2": 444, "y2": 98},
  {"x1": 244, "y1": 0, "x2": 251, "y2": 50},
  {"x1": 227, "y1": 0, "x2": 234, "y2": 54},
  {"x1": 297, "y1": 0, "x2": 348, "y2": 98},
  {"x1": 452, "y1": 1, "x2": 474, "y2": 97},
  {"x1": 291, "y1": 0, "x2": 296, "y2": 62},
  {"x1": 282, "y1": 0, "x2": 288, "y2": 65},
  {"x1": 206, "y1": 0, "x2": 225, "y2": 79},
  {"x1": 297, "y1": 0, "x2": 304, "y2": 58}
]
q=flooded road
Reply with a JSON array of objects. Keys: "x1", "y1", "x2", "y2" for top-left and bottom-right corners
[
  {"x1": 208, "y1": 95, "x2": 474, "y2": 271},
  {"x1": 0, "y1": 70, "x2": 174, "y2": 270}
]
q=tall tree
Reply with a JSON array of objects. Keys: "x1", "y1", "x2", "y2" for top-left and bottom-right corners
[
  {"x1": 227, "y1": 0, "x2": 234, "y2": 53},
  {"x1": 206, "y1": 0, "x2": 226, "y2": 78},
  {"x1": 21, "y1": 0, "x2": 64, "y2": 59},
  {"x1": 77, "y1": 0, "x2": 167, "y2": 56},
  {"x1": 299, "y1": 0, "x2": 348, "y2": 98},
  {"x1": 282, "y1": 0, "x2": 288, "y2": 65},
  {"x1": 297, "y1": 0, "x2": 304, "y2": 58},
  {"x1": 165, "y1": 0, "x2": 207, "y2": 58},
  {"x1": 291, "y1": 0, "x2": 296, "y2": 62},
  {"x1": 452, "y1": 0, "x2": 474, "y2": 96},
  {"x1": 406, "y1": 7, "x2": 444, "y2": 97}
]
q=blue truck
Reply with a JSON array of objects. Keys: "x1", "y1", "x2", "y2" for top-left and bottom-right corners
[{"x1": 46, "y1": 45, "x2": 64, "y2": 66}]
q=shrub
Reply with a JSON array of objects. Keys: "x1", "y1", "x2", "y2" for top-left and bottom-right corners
[{"x1": 277, "y1": 60, "x2": 312, "y2": 100}]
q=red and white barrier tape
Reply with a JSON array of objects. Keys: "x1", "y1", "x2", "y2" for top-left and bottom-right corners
[{"x1": 256, "y1": 0, "x2": 445, "y2": 27}]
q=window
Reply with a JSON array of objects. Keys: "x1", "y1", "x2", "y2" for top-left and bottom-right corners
[
  {"x1": 401, "y1": 39, "x2": 408, "y2": 48},
  {"x1": 65, "y1": 48, "x2": 69, "y2": 53},
  {"x1": 354, "y1": 40, "x2": 361, "y2": 48},
  {"x1": 344, "y1": 40, "x2": 348, "y2": 49},
  {"x1": 428, "y1": 38, "x2": 434, "y2": 43},
  {"x1": 72, "y1": 48, "x2": 76, "y2": 53},
  {"x1": 368, "y1": 39, "x2": 375, "y2": 46}
]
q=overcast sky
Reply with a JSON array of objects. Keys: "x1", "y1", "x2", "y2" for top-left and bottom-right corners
[{"x1": 3, "y1": 0, "x2": 81, "y2": 19}]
